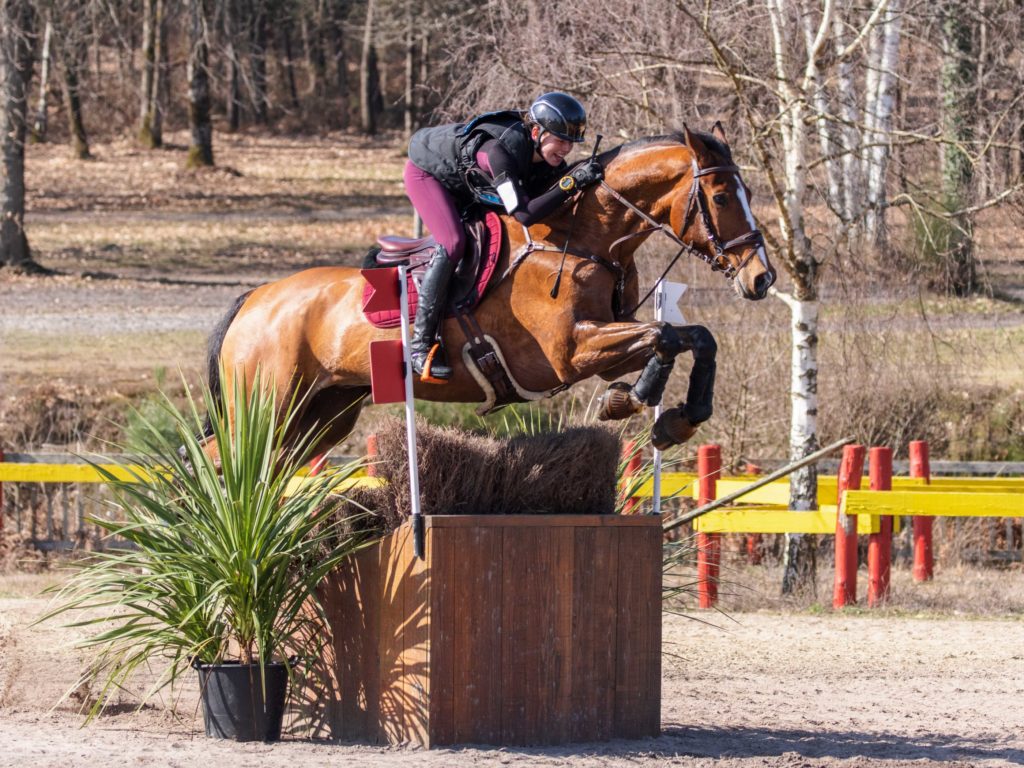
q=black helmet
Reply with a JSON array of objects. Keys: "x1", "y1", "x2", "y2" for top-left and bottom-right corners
[{"x1": 528, "y1": 92, "x2": 587, "y2": 143}]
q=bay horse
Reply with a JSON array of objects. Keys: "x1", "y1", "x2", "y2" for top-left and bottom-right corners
[{"x1": 204, "y1": 124, "x2": 775, "y2": 460}]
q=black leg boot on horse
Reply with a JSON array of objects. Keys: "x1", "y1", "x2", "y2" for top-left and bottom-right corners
[{"x1": 410, "y1": 246, "x2": 457, "y2": 383}]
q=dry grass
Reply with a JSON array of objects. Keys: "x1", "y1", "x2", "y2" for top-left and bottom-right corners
[{"x1": 340, "y1": 417, "x2": 622, "y2": 534}]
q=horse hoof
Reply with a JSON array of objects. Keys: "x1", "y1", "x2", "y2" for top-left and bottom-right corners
[
  {"x1": 597, "y1": 382, "x2": 643, "y2": 421},
  {"x1": 651, "y1": 407, "x2": 699, "y2": 450}
]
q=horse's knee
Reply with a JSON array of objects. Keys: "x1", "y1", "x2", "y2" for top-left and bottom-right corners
[
  {"x1": 654, "y1": 323, "x2": 684, "y2": 359},
  {"x1": 679, "y1": 324, "x2": 717, "y2": 359}
]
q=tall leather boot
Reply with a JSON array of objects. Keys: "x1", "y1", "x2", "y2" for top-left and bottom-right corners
[{"x1": 409, "y1": 246, "x2": 457, "y2": 382}]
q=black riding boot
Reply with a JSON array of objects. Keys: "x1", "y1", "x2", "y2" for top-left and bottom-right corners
[{"x1": 410, "y1": 246, "x2": 457, "y2": 382}]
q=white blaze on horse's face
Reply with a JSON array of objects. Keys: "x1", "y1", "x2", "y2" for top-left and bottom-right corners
[{"x1": 734, "y1": 184, "x2": 769, "y2": 270}]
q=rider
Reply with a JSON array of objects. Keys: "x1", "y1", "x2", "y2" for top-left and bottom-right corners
[{"x1": 403, "y1": 92, "x2": 605, "y2": 382}]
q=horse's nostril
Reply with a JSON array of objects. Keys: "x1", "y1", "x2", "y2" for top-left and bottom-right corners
[{"x1": 754, "y1": 271, "x2": 775, "y2": 295}]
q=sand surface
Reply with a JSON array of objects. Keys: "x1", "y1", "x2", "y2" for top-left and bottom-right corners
[{"x1": 2, "y1": 584, "x2": 1021, "y2": 768}]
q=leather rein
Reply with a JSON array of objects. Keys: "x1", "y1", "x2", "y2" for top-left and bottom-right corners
[{"x1": 499, "y1": 155, "x2": 765, "y2": 316}]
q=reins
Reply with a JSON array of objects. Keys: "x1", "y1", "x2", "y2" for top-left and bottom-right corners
[{"x1": 497, "y1": 151, "x2": 765, "y2": 316}]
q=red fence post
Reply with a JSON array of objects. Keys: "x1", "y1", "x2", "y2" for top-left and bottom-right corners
[
  {"x1": 909, "y1": 440, "x2": 934, "y2": 581},
  {"x1": 696, "y1": 444, "x2": 721, "y2": 609},
  {"x1": 309, "y1": 453, "x2": 328, "y2": 476},
  {"x1": 867, "y1": 446, "x2": 893, "y2": 607},
  {"x1": 833, "y1": 444, "x2": 865, "y2": 608},
  {"x1": 622, "y1": 440, "x2": 642, "y2": 514}
]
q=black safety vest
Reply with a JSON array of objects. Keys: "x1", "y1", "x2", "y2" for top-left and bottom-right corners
[{"x1": 408, "y1": 111, "x2": 534, "y2": 200}]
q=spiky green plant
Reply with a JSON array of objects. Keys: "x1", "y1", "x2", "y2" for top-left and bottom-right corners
[{"x1": 39, "y1": 370, "x2": 371, "y2": 720}]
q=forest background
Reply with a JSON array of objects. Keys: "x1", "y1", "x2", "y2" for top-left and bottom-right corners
[{"x1": 0, "y1": 0, "x2": 1022, "y2": 515}]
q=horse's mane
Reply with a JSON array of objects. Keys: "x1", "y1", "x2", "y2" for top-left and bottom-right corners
[{"x1": 597, "y1": 131, "x2": 733, "y2": 166}]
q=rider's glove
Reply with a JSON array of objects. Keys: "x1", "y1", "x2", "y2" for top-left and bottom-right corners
[{"x1": 558, "y1": 160, "x2": 604, "y2": 194}]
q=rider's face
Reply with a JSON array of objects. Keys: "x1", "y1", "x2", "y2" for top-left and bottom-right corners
[{"x1": 533, "y1": 128, "x2": 574, "y2": 167}]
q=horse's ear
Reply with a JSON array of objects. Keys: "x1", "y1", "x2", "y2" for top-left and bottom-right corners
[
  {"x1": 683, "y1": 123, "x2": 711, "y2": 162},
  {"x1": 711, "y1": 121, "x2": 728, "y2": 145}
]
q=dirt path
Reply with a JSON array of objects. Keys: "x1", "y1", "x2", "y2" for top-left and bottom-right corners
[{"x1": 1, "y1": 582, "x2": 1021, "y2": 768}]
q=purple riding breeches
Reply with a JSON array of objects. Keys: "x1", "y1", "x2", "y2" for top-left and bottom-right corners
[{"x1": 403, "y1": 160, "x2": 467, "y2": 263}]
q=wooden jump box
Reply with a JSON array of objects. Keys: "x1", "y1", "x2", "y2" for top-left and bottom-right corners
[{"x1": 316, "y1": 514, "x2": 662, "y2": 747}]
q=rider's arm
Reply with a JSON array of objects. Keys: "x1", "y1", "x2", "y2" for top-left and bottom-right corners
[{"x1": 476, "y1": 140, "x2": 570, "y2": 226}]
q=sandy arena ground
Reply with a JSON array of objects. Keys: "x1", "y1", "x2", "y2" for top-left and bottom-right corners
[{"x1": 1, "y1": 577, "x2": 1022, "y2": 768}]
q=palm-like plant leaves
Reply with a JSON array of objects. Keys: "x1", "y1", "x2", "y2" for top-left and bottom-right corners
[{"x1": 39, "y1": 370, "x2": 370, "y2": 721}]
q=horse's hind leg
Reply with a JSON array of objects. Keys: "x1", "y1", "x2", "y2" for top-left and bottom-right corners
[
  {"x1": 294, "y1": 386, "x2": 371, "y2": 460},
  {"x1": 651, "y1": 325, "x2": 717, "y2": 450}
]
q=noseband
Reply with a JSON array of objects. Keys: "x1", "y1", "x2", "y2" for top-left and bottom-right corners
[{"x1": 603, "y1": 156, "x2": 765, "y2": 281}]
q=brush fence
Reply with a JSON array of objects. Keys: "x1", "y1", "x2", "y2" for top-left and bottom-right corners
[{"x1": 313, "y1": 514, "x2": 662, "y2": 747}]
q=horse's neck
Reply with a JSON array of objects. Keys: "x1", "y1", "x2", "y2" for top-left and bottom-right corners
[{"x1": 511, "y1": 143, "x2": 691, "y2": 263}]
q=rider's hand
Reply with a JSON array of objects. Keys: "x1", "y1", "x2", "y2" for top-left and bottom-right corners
[{"x1": 558, "y1": 160, "x2": 604, "y2": 194}]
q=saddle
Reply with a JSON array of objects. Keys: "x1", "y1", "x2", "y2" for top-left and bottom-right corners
[
  {"x1": 360, "y1": 211, "x2": 503, "y2": 329},
  {"x1": 360, "y1": 211, "x2": 553, "y2": 413}
]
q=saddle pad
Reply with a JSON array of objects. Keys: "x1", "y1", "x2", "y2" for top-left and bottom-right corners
[{"x1": 361, "y1": 211, "x2": 504, "y2": 329}]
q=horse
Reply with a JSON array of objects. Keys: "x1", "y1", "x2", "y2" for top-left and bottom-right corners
[{"x1": 203, "y1": 123, "x2": 775, "y2": 461}]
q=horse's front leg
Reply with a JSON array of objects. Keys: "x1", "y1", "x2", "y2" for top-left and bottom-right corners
[
  {"x1": 650, "y1": 325, "x2": 717, "y2": 450},
  {"x1": 557, "y1": 320, "x2": 684, "y2": 418}
]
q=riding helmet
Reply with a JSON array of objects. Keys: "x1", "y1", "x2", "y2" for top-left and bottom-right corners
[{"x1": 528, "y1": 92, "x2": 587, "y2": 143}]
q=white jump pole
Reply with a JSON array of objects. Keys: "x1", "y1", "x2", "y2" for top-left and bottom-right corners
[
  {"x1": 652, "y1": 281, "x2": 664, "y2": 516},
  {"x1": 397, "y1": 265, "x2": 425, "y2": 557}
]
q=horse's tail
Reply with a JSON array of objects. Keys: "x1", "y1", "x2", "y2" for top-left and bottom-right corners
[{"x1": 202, "y1": 288, "x2": 256, "y2": 438}]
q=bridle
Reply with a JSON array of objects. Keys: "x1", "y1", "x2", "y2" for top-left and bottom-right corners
[
  {"x1": 500, "y1": 152, "x2": 767, "y2": 313},
  {"x1": 603, "y1": 156, "x2": 765, "y2": 281}
]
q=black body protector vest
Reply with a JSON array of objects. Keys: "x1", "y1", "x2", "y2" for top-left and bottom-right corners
[{"x1": 408, "y1": 111, "x2": 535, "y2": 209}]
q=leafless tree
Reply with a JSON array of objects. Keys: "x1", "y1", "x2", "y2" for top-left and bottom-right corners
[{"x1": 0, "y1": 0, "x2": 38, "y2": 272}]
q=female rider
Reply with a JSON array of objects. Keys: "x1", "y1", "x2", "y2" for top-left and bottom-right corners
[{"x1": 403, "y1": 92, "x2": 604, "y2": 382}]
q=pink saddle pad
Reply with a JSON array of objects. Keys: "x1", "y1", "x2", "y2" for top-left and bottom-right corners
[{"x1": 361, "y1": 211, "x2": 504, "y2": 329}]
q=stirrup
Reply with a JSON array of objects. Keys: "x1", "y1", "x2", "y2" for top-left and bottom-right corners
[{"x1": 418, "y1": 343, "x2": 451, "y2": 384}]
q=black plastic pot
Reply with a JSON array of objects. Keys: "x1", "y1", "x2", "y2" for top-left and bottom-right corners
[{"x1": 194, "y1": 660, "x2": 289, "y2": 741}]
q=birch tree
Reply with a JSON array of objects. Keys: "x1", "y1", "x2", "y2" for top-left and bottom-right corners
[
  {"x1": 30, "y1": 14, "x2": 51, "y2": 142},
  {"x1": 676, "y1": 0, "x2": 908, "y2": 593}
]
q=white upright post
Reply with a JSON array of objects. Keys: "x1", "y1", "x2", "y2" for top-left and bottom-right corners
[
  {"x1": 397, "y1": 265, "x2": 424, "y2": 556},
  {"x1": 652, "y1": 281, "x2": 664, "y2": 517}
]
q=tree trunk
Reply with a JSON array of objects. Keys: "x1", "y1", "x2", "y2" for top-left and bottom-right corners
[
  {"x1": 224, "y1": 0, "x2": 241, "y2": 132},
  {"x1": 281, "y1": 14, "x2": 300, "y2": 111},
  {"x1": 250, "y1": 0, "x2": 269, "y2": 123},
  {"x1": 862, "y1": 0, "x2": 902, "y2": 250},
  {"x1": 30, "y1": 16, "x2": 51, "y2": 143},
  {"x1": 186, "y1": 0, "x2": 214, "y2": 168},
  {"x1": 152, "y1": 0, "x2": 166, "y2": 146},
  {"x1": 765, "y1": 0, "x2": 820, "y2": 596},
  {"x1": 940, "y1": 0, "x2": 976, "y2": 295},
  {"x1": 61, "y1": 39, "x2": 90, "y2": 160},
  {"x1": 138, "y1": 0, "x2": 159, "y2": 148},
  {"x1": 329, "y1": 0, "x2": 349, "y2": 128},
  {"x1": 403, "y1": 0, "x2": 414, "y2": 141},
  {"x1": 359, "y1": 0, "x2": 378, "y2": 134},
  {"x1": 779, "y1": 294, "x2": 820, "y2": 596},
  {"x1": 0, "y1": 0, "x2": 37, "y2": 271}
]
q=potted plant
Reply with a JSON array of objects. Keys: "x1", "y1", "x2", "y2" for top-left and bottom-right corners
[{"x1": 41, "y1": 371, "x2": 371, "y2": 741}]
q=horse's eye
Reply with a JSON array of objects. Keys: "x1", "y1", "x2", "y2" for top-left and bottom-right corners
[{"x1": 712, "y1": 193, "x2": 729, "y2": 206}]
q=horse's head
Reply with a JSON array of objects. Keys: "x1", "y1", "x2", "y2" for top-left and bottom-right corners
[
  {"x1": 593, "y1": 125, "x2": 776, "y2": 302},
  {"x1": 672, "y1": 124, "x2": 776, "y2": 300}
]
